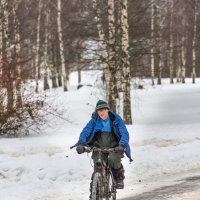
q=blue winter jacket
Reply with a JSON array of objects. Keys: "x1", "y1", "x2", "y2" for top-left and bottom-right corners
[{"x1": 70, "y1": 110, "x2": 133, "y2": 162}]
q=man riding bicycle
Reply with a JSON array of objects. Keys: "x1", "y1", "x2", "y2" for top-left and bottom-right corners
[{"x1": 71, "y1": 100, "x2": 132, "y2": 189}]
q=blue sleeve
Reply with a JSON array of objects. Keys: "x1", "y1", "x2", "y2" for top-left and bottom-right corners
[
  {"x1": 78, "y1": 118, "x2": 95, "y2": 143},
  {"x1": 117, "y1": 116, "x2": 129, "y2": 147}
]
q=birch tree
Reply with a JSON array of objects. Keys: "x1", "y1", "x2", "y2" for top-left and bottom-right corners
[
  {"x1": 0, "y1": 1, "x2": 3, "y2": 112},
  {"x1": 176, "y1": 25, "x2": 182, "y2": 83},
  {"x1": 120, "y1": 0, "x2": 132, "y2": 124},
  {"x1": 107, "y1": 0, "x2": 117, "y2": 111},
  {"x1": 0, "y1": 55, "x2": 3, "y2": 113},
  {"x1": 50, "y1": 33, "x2": 58, "y2": 88},
  {"x1": 92, "y1": 0, "x2": 111, "y2": 105},
  {"x1": 192, "y1": 0, "x2": 197, "y2": 84},
  {"x1": 157, "y1": 4, "x2": 163, "y2": 85},
  {"x1": 43, "y1": 6, "x2": 50, "y2": 90},
  {"x1": 169, "y1": 0, "x2": 174, "y2": 84},
  {"x1": 57, "y1": 0, "x2": 68, "y2": 91},
  {"x1": 150, "y1": 0, "x2": 155, "y2": 86},
  {"x1": 2, "y1": 0, "x2": 14, "y2": 112},
  {"x1": 181, "y1": 36, "x2": 186, "y2": 84},
  {"x1": 13, "y1": 3, "x2": 22, "y2": 108},
  {"x1": 92, "y1": 0, "x2": 132, "y2": 123},
  {"x1": 35, "y1": 0, "x2": 42, "y2": 93}
]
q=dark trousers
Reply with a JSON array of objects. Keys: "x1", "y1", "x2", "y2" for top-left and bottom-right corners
[{"x1": 92, "y1": 151, "x2": 123, "y2": 169}]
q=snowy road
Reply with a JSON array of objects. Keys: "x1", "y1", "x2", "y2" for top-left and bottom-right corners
[{"x1": 121, "y1": 175, "x2": 200, "y2": 200}]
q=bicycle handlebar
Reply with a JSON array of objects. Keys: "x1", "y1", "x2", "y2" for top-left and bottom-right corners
[{"x1": 83, "y1": 146, "x2": 118, "y2": 154}]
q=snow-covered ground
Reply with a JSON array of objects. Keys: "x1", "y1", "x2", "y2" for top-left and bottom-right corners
[{"x1": 0, "y1": 72, "x2": 200, "y2": 200}]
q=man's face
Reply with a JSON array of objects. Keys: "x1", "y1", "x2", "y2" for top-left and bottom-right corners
[{"x1": 97, "y1": 108, "x2": 109, "y2": 120}]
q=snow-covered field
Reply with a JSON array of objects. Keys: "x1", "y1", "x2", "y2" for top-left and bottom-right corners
[{"x1": 0, "y1": 72, "x2": 200, "y2": 200}]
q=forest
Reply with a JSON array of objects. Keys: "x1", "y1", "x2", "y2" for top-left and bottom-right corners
[{"x1": 0, "y1": 0, "x2": 199, "y2": 135}]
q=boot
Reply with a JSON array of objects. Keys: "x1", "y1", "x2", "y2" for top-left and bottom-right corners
[{"x1": 112, "y1": 165, "x2": 125, "y2": 189}]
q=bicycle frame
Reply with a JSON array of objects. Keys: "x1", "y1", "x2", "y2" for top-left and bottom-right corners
[{"x1": 84, "y1": 147, "x2": 117, "y2": 200}]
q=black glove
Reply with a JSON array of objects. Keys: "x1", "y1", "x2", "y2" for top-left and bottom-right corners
[
  {"x1": 115, "y1": 145, "x2": 124, "y2": 153},
  {"x1": 76, "y1": 145, "x2": 85, "y2": 154}
]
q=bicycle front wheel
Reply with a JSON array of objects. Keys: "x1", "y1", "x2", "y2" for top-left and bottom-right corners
[
  {"x1": 105, "y1": 172, "x2": 116, "y2": 200},
  {"x1": 91, "y1": 172, "x2": 103, "y2": 200}
]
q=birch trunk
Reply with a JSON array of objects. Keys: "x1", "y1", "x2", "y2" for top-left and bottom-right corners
[
  {"x1": 51, "y1": 64, "x2": 58, "y2": 88},
  {"x1": 44, "y1": 7, "x2": 50, "y2": 90},
  {"x1": 115, "y1": 0, "x2": 123, "y2": 116},
  {"x1": 181, "y1": 36, "x2": 186, "y2": 84},
  {"x1": 35, "y1": 0, "x2": 42, "y2": 93},
  {"x1": 0, "y1": 1, "x2": 3, "y2": 112},
  {"x1": 175, "y1": 27, "x2": 181, "y2": 83},
  {"x1": 169, "y1": 0, "x2": 174, "y2": 84},
  {"x1": 120, "y1": 0, "x2": 132, "y2": 124},
  {"x1": 0, "y1": 55, "x2": 3, "y2": 113},
  {"x1": 51, "y1": 41, "x2": 58, "y2": 88},
  {"x1": 108, "y1": 0, "x2": 116, "y2": 111},
  {"x1": 77, "y1": 63, "x2": 82, "y2": 84},
  {"x1": 176, "y1": 48, "x2": 182, "y2": 83},
  {"x1": 92, "y1": 0, "x2": 110, "y2": 102},
  {"x1": 2, "y1": 0, "x2": 14, "y2": 112},
  {"x1": 57, "y1": 0, "x2": 68, "y2": 91},
  {"x1": 157, "y1": 46, "x2": 163, "y2": 85},
  {"x1": 151, "y1": 1, "x2": 155, "y2": 86},
  {"x1": 57, "y1": 49, "x2": 62, "y2": 87},
  {"x1": 157, "y1": 4, "x2": 163, "y2": 85},
  {"x1": 13, "y1": 5, "x2": 22, "y2": 108},
  {"x1": 192, "y1": 0, "x2": 197, "y2": 84}
]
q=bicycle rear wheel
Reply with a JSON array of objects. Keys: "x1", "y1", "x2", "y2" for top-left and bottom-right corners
[{"x1": 91, "y1": 172, "x2": 103, "y2": 200}]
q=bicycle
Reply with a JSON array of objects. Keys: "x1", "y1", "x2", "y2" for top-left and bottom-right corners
[{"x1": 84, "y1": 146, "x2": 118, "y2": 200}]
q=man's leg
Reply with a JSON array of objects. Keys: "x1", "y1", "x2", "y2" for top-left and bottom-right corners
[{"x1": 108, "y1": 152, "x2": 125, "y2": 189}]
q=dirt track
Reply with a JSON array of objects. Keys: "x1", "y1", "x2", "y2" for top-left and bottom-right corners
[{"x1": 121, "y1": 175, "x2": 200, "y2": 200}]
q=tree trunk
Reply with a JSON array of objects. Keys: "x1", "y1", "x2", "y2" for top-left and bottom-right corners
[
  {"x1": 120, "y1": 0, "x2": 132, "y2": 124},
  {"x1": 57, "y1": 0, "x2": 68, "y2": 91},
  {"x1": 156, "y1": 3, "x2": 163, "y2": 85},
  {"x1": 77, "y1": 64, "x2": 82, "y2": 84},
  {"x1": 13, "y1": 5, "x2": 22, "y2": 108},
  {"x1": 192, "y1": 0, "x2": 197, "y2": 84},
  {"x1": 115, "y1": 0, "x2": 123, "y2": 115},
  {"x1": 56, "y1": 49, "x2": 62, "y2": 87},
  {"x1": 2, "y1": 0, "x2": 14, "y2": 112},
  {"x1": 169, "y1": 0, "x2": 174, "y2": 84},
  {"x1": 92, "y1": 0, "x2": 110, "y2": 102},
  {"x1": 44, "y1": 7, "x2": 50, "y2": 90},
  {"x1": 176, "y1": 48, "x2": 182, "y2": 83},
  {"x1": 0, "y1": 56, "x2": 3, "y2": 113},
  {"x1": 151, "y1": 1, "x2": 155, "y2": 86},
  {"x1": 181, "y1": 36, "x2": 186, "y2": 84},
  {"x1": 51, "y1": 46, "x2": 58, "y2": 88},
  {"x1": 175, "y1": 28, "x2": 181, "y2": 83},
  {"x1": 0, "y1": 1, "x2": 3, "y2": 113},
  {"x1": 35, "y1": 0, "x2": 42, "y2": 93},
  {"x1": 108, "y1": 0, "x2": 116, "y2": 111}
]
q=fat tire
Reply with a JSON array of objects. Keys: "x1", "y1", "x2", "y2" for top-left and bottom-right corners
[
  {"x1": 105, "y1": 172, "x2": 116, "y2": 200},
  {"x1": 91, "y1": 172, "x2": 103, "y2": 200}
]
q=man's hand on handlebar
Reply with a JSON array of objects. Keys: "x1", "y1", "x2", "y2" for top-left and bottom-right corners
[
  {"x1": 114, "y1": 145, "x2": 124, "y2": 153},
  {"x1": 76, "y1": 143, "x2": 87, "y2": 154}
]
